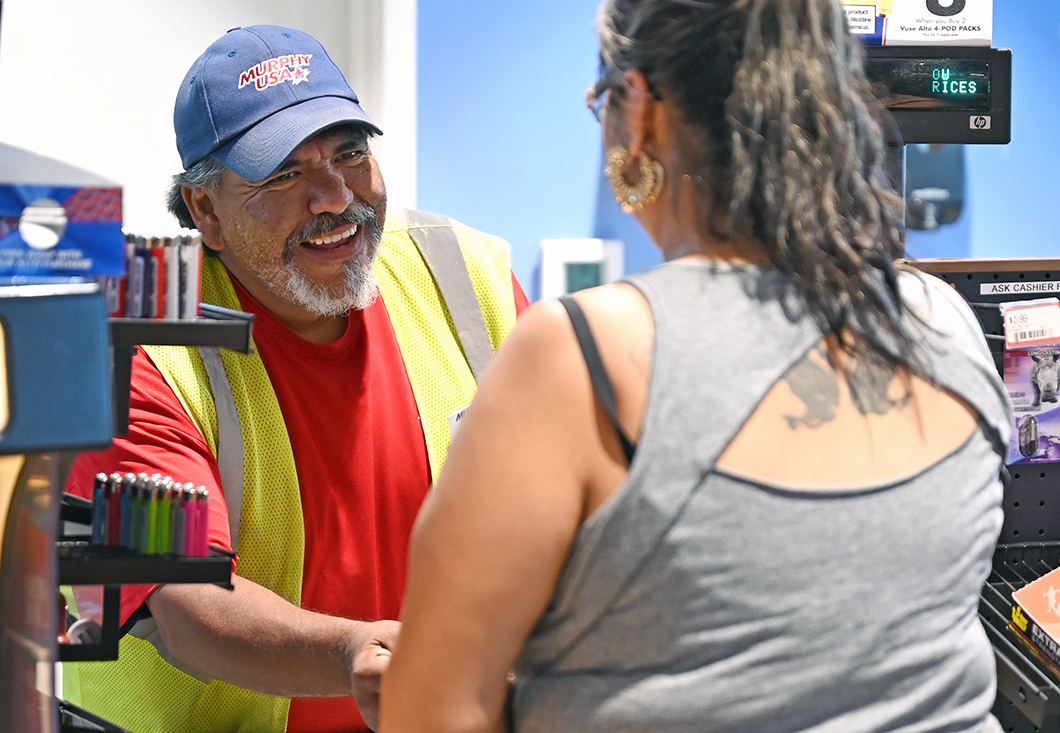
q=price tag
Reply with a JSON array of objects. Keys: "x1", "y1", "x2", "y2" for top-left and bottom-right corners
[{"x1": 1001, "y1": 299, "x2": 1060, "y2": 349}]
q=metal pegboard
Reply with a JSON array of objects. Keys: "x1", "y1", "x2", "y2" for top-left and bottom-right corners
[
  {"x1": 1003, "y1": 466, "x2": 1060, "y2": 544},
  {"x1": 908, "y1": 259, "x2": 1060, "y2": 544}
]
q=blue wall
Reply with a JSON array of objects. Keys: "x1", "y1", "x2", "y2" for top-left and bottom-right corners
[
  {"x1": 967, "y1": 2, "x2": 1060, "y2": 259},
  {"x1": 419, "y1": 2, "x2": 1060, "y2": 295},
  {"x1": 417, "y1": 0, "x2": 603, "y2": 295}
]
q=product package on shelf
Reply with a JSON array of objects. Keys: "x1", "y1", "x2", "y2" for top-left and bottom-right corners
[
  {"x1": 1010, "y1": 566, "x2": 1060, "y2": 678},
  {"x1": 101, "y1": 232, "x2": 202, "y2": 319},
  {"x1": 1004, "y1": 348, "x2": 1060, "y2": 463},
  {"x1": 0, "y1": 142, "x2": 125, "y2": 282},
  {"x1": 1001, "y1": 298, "x2": 1060, "y2": 464}
]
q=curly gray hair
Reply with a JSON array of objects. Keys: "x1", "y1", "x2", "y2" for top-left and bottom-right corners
[{"x1": 165, "y1": 156, "x2": 227, "y2": 231}]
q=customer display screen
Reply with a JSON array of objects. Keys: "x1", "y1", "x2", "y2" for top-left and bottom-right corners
[{"x1": 864, "y1": 57, "x2": 991, "y2": 111}]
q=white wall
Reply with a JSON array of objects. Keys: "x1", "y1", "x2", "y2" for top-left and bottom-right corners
[{"x1": 0, "y1": 0, "x2": 416, "y2": 237}]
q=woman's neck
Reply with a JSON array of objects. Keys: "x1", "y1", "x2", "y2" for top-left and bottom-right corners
[
  {"x1": 652, "y1": 215, "x2": 771, "y2": 266},
  {"x1": 639, "y1": 173, "x2": 772, "y2": 266}
]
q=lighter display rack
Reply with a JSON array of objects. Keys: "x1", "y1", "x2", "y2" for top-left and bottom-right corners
[
  {"x1": 56, "y1": 492, "x2": 234, "y2": 664},
  {"x1": 58, "y1": 304, "x2": 252, "y2": 663},
  {"x1": 56, "y1": 301, "x2": 252, "y2": 730}
]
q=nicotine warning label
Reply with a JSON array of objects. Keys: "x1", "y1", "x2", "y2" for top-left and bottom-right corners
[{"x1": 844, "y1": 5, "x2": 877, "y2": 34}]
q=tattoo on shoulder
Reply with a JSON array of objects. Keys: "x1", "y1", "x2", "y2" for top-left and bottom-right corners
[
  {"x1": 782, "y1": 345, "x2": 840, "y2": 430},
  {"x1": 781, "y1": 346, "x2": 912, "y2": 430}
]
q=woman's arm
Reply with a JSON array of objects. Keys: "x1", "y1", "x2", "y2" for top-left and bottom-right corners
[{"x1": 379, "y1": 287, "x2": 650, "y2": 733}]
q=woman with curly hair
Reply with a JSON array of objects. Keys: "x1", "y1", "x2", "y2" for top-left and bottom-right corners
[{"x1": 380, "y1": 1, "x2": 1012, "y2": 730}]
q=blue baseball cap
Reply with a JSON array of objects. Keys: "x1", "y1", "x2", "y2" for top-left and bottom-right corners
[{"x1": 175, "y1": 25, "x2": 383, "y2": 182}]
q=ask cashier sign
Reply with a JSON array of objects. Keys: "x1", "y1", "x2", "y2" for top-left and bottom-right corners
[{"x1": 841, "y1": 0, "x2": 992, "y2": 46}]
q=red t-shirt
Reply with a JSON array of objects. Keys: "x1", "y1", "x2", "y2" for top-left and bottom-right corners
[{"x1": 66, "y1": 270, "x2": 529, "y2": 732}]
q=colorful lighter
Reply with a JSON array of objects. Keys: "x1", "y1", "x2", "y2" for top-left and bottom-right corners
[
  {"x1": 117, "y1": 473, "x2": 133, "y2": 549},
  {"x1": 90, "y1": 473, "x2": 107, "y2": 545},
  {"x1": 195, "y1": 488, "x2": 210, "y2": 557},
  {"x1": 106, "y1": 474, "x2": 122, "y2": 547},
  {"x1": 130, "y1": 476, "x2": 146, "y2": 553},
  {"x1": 170, "y1": 486, "x2": 186, "y2": 556},
  {"x1": 182, "y1": 483, "x2": 198, "y2": 557},
  {"x1": 144, "y1": 482, "x2": 160, "y2": 554},
  {"x1": 157, "y1": 480, "x2": 173, "y2": 554},
  {"x1": 125, "y1": 472, "x2": 139, "y2": 547}
]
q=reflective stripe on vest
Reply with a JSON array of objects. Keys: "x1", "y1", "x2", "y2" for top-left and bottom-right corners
[{"x1": 405, "y1": 208, "x2": 495, "y2": 382}]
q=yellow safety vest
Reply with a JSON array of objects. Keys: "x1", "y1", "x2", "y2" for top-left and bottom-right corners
[{"x1": 63, "y1": 208, "x2": 519, "y2": 732}]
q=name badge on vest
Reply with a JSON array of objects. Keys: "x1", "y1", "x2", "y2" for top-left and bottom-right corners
[{"x1": 449, "y1": 406, "x2": 469, "y2": 441}]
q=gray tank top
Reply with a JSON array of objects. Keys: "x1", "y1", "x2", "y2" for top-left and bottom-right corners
[{"x1": 512, "y1": 261, "x2": 1012, "y2": 733}]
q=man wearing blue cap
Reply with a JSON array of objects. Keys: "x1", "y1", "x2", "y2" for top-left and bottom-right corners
[{"x1": 63, "y1": 24, "x2": 528, "y2": 733}]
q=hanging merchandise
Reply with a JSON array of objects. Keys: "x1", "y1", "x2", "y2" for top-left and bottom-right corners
[
  {"x1": 840, "y1": 0, "x2": 992, "y2": 47},
  {"x1": 999, "y1": 298, "x2": 1060, "y2": 464}
]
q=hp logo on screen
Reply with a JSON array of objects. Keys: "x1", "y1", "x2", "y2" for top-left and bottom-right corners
[{"x1": 970, "y1": 116, "x2": 991, "y2": 130}]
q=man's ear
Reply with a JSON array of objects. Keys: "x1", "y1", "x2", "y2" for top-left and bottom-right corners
[{"x1": 183, "y1": 187, "x2": 224, "y2": 253}]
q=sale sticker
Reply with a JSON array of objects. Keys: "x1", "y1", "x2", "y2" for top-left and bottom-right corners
[{"x1": 1001, "y1": 299, "x2": 1060, "y2": 350}]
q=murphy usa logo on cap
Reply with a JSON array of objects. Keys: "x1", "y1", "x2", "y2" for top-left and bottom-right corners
[{"x1": 238, "y1": 54, "x2": 313, "y2": 91}]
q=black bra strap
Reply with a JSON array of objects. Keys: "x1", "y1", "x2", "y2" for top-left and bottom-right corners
[{"x1": 558, "y1": 295, "x2": 637, "y2": 466}]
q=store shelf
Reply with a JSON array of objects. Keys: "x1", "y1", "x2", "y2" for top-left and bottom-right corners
[
  {"x1": 109, "y1": 304, "x2": 253, "y2": 353},
  {"x1": 981, "y1": 542, "x2": 1060, "y2": 731},
  {"x1": 57, "y1": 542, "x2": 233, "y2": 586},
  {"x1": 56, "y1": 541, "x2": 233, "y2": 662},
  {"x1": 905, "y1": 261, "x2": 1060, "y2": 732},
  {"x1": 51, "y1": 304, "x2": 250, "y2": 669}
]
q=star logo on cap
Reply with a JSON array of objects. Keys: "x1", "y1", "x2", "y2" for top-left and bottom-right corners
[{"x1": 291, "y1": 66, "x2": 310, "y2": 85}]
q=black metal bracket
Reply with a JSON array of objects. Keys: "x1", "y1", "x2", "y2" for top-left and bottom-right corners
[
  {"x1": 56, "y1": 541, "x2": 234, "y2": 663},
  {"x1": 109, "y1": 305, "x2": 254, "y2": 435}
]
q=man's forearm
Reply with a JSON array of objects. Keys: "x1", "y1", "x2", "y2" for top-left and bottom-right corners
[{"x1": 147, "y1": 574, "x2": 368, "y2": 697}]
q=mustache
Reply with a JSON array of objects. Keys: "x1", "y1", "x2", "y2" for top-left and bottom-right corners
[{"x1": 286, "y1": 202, "x2": 380, "y2": 247}]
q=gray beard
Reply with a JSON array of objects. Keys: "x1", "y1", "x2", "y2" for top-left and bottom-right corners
[
  {"x1": 241, "y1": 201, "x2": 384, "y2": 317},
  {"x1": 282, "y1": 246, "x2": 379, "y2": 317}
]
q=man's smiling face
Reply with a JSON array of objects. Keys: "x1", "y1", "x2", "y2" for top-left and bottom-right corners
[{"x1": 198, "y1": 124, "x2": 388, "y2": 321}]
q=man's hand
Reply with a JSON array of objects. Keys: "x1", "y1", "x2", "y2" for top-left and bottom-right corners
[{"x1": 349, "y1": 619, "x2": 401, "y2": 730}]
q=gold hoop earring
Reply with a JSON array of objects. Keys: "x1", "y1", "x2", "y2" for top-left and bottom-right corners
[{"x1": 603, "y1": 146, "x2": 665, "y2": 213}]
